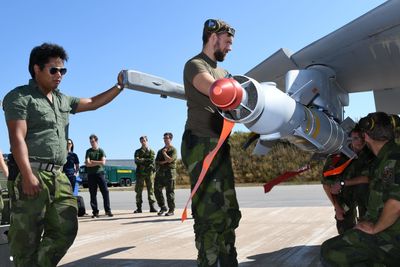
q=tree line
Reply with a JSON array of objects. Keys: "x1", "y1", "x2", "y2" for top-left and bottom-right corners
[{"x1": 175, "y1": 132, "x2": 324, "y2": 185}]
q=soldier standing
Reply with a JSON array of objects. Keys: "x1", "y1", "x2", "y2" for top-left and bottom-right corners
[
  {"x1": 181, "y1": 19, "x2": 241, "y2": 266},
  {"x1": 2, "y1": 43, "x2": 125, "y2": 266},
  {"x1": 85, "y1": 134, "x2": 113, "y2": 218},
  {"x1": 133, "y1": 136, "x2": 157, "y2": 213},
  {"x1": 154, "y1": 132, "x2": 177, "y2": 216},
  {"x1": 321, "y1": 112, "x2": 400, "y2": 266}
]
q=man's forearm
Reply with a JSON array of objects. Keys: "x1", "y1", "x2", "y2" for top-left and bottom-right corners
[
  {"x1": 345, "y1": 176, "x2": 369, "y2": 186},
  {"x1": 372, "y1": 198, "x2": 400, "y2": 234}
]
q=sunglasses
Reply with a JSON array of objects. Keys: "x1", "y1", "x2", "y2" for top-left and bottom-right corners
[{"x1": 49, "y1": 67, "x2": 67, "y2": 75}]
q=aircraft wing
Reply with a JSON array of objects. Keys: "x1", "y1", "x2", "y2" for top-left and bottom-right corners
[
  {"x1": 124, "y1": 70, "x2": 186, "y2": 100},
  {"x1": 246, "y1": 0, "x2": 400, "y2": 114}
]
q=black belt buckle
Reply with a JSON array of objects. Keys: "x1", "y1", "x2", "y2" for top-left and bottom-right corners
[{"x1": 42, "y1": 163, "x2": 55, "y2": 172}]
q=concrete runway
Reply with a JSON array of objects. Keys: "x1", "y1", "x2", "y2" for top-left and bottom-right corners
[{"x1": 58, "y1": 185, "x2": 338, "y2": 267}]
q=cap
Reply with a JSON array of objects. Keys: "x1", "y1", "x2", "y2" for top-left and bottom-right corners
[{"x1": 203, "y1": 19, "x2": 235, "y2": 37}]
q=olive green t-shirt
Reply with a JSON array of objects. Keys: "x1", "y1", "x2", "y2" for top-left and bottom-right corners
[
  {"x1": 85, "y1": 147, "x2": 106, "y2": 174},
  {"x1": 155, "y1": 146, "x2": 177, "y2": 170},
  {"x1": 183, "y1": 52, "x2": 229, "y2": 137},
  {"x1": 3, "y1": 79, "x2": 80, "y2": 165}
]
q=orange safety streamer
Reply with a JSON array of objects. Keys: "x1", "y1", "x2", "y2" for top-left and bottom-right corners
[
  {"x1": 181, "y1": 118, "x2": 235, "y2": 222},
  {"x1": 323, "y1": 158, "x2": 353, "y2": 177},
  {"x1": 263, "y1": 164, "x2": 311, "y2": 193}
]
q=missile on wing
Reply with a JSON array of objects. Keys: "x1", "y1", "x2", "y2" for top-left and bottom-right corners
[{"x1": 209, "y1": 66, "x2": 356, "y2": 158}]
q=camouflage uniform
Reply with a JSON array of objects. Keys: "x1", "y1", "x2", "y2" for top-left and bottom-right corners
[
  {"x1": 182, "y1": 52, "x2": 242, "y2": 267},
  {"x1": 321, "y1": 140, "x2": 400, "y2": 266},
  {"x1": 134, "y1": 147, "x2": 156, "y2": 209},
  {"x1": 340, "y1": 147, "x2": 374, "y2": 220},
  {"x1": 3, "y1": 79, "x2": 79, "y2": 266},
  {"x1": 154, "y1": 146, "x2": 177, "y2": 211},
  {"x1": 322, "y1": 147, "x2": 374, "y2": 234},
  {"x1": 182, "y1": 133, "x2": 241, "y2": 267}
]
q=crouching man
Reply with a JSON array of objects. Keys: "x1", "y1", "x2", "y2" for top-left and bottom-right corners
[{"x1": 320, "y1": 112, "x2": 400, "y2": 266}]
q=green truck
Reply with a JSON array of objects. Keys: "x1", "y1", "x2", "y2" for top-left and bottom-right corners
[{"x1": 79, "y1": 165, "x2": 136, "y2": 188}]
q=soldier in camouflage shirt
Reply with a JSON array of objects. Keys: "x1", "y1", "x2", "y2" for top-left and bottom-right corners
[
  {"x1": 2, "y1": 43, "x2": 125, "y2": 266},
  {"x1": 154, "y1": 132, "x2": 177, "y2": 216},
  {"x1": 321, "y1": 112, "x2": 400, "y2": 266},
  {"x1": 133, "y1": 136, "x2": 157, "y2": 213},
  {"x1": 321, "y1": 125, "x2": 374, "y2": 234}
]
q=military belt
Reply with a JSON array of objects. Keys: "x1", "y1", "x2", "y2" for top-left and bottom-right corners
[{"x1": 30, "y1": 162, "x2": 63, "y2": 173}]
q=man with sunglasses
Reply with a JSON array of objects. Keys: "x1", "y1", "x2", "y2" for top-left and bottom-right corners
[
  {"x1": 181, "y1": 19, "x2": 241, "y2": 266},
  {"x1": 2, "y1": 43, "x2": 125, "y2": 266}
]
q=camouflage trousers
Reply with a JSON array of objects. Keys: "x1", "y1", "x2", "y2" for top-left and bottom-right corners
[
  {"x1": 320, "y1": 229, "x2": 400, "y2": 266},
  {"x1": 135, "y1": 172, "x2": 156, "y2": 207},
  {"x1": 181, "y1": 130, "x2": 242, "y2": 267},
  {"x1": 154, "y1": 169, "x2": 176, "y2": 210},
  {"x1": 335, "y1": 184, "x2": 370, "y2": 234},
  {"x1": 8, "y1": 169, "x2": 78, "y2": 267}
]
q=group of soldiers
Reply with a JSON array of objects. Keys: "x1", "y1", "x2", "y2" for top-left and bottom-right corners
[
  {"x1": 320, "y1": 112, "x2": 400, "y2": 266},
  {"x1": 133, "y1": 133, "x2": 177, "y2": 216}
]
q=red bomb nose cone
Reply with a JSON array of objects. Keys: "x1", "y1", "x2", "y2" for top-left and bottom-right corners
[{"x1": 210, "y1": 78, "x2": 243, "y2": 110}]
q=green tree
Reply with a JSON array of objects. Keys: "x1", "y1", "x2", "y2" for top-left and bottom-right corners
[{"x1": 176, "y1": 132, "x2": 324, "y2": 185}]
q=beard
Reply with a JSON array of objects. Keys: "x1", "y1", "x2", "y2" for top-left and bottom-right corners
[
  {"x1": 214, "y1": 39, "x2": 227, "y2": 62},
  {"x1": 214, "y1": 49, "x2": 226, "y2": 62}
]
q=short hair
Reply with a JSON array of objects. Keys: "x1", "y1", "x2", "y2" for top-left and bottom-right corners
[
  {"x1": 29, "y1": 43, "x2": 68, "y2": 79},
  {"x1": 89, "y1": 134, "x2": 98, "y2": 141},
  {"x1": 349, "y1": 123, "x2": 363, "y2": 137},
  {"x1": 359, "y1": 112, "x2": 394, "y2": 141},
  {"x1": 202, "y1": 19, "x2": 234, "y2": 46},
  {"x1": 164, "y1": 132, "x2": 173, "y2": 140},
  {"x1": 140, "y1": 136, "x2": 148, "y2": 141}
]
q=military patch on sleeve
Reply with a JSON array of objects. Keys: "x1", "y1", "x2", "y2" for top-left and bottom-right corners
[
  {"x1": 383, "y1": 166, "x2": 394, "y2": 185},
  {"x1": 382, "y1": 160, "x2": 396, "y2": 185}
]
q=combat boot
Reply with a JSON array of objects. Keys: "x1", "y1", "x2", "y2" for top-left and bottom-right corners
[
  {"x1": 134, "y1": 206, "x2": 142, "y2": 213},
  {"x1": 157, "y1": 206, "x2": 167, "y2": 216},
  {"x1": 149, "y1": 203, "x2": 157, "y2": 213},
  {"x1": 165, "y1": 209, "x2": 174, "y2": 216}
]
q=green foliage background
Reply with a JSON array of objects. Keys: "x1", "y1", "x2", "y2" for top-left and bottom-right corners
[{"x1": 176, "y1": 131, "x2": 325, "y2": 185}]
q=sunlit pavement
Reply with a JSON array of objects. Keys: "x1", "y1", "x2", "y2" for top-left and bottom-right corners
[{"x1": 59, "y1": 206, "x2": 336, "y2": 267}]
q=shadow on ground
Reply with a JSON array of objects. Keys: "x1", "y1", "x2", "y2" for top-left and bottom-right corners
[
  {"x1": 60, "y1": 245, "x2": 322, "y2": 267},
  {"x1": 59, "y1": 246, "x2": 197, "y2": 267},
  {"x1": 240, "y1": 245, "x2": 322, "y2": 267}
]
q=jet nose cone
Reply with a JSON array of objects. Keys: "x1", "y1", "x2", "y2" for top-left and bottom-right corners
[{"x1": 210, "y1": 78, "x2": 243, "y2": 110}]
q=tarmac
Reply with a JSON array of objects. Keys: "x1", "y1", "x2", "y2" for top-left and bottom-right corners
[
  {"x1": 0, "y1": 185, "x2": 338, "y2": 267},
  {"x1": 58, "y1": 206, "x2": 336, "y2": 267}
]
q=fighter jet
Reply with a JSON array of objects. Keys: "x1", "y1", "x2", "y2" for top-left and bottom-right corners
[{"x1": 122, "y1": 0, "x2": 400, "y2": 158}]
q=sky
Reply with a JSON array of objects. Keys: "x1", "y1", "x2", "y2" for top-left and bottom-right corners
[{"x1": 0, "y1": 0, "x2": 386, "y2": 161}]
